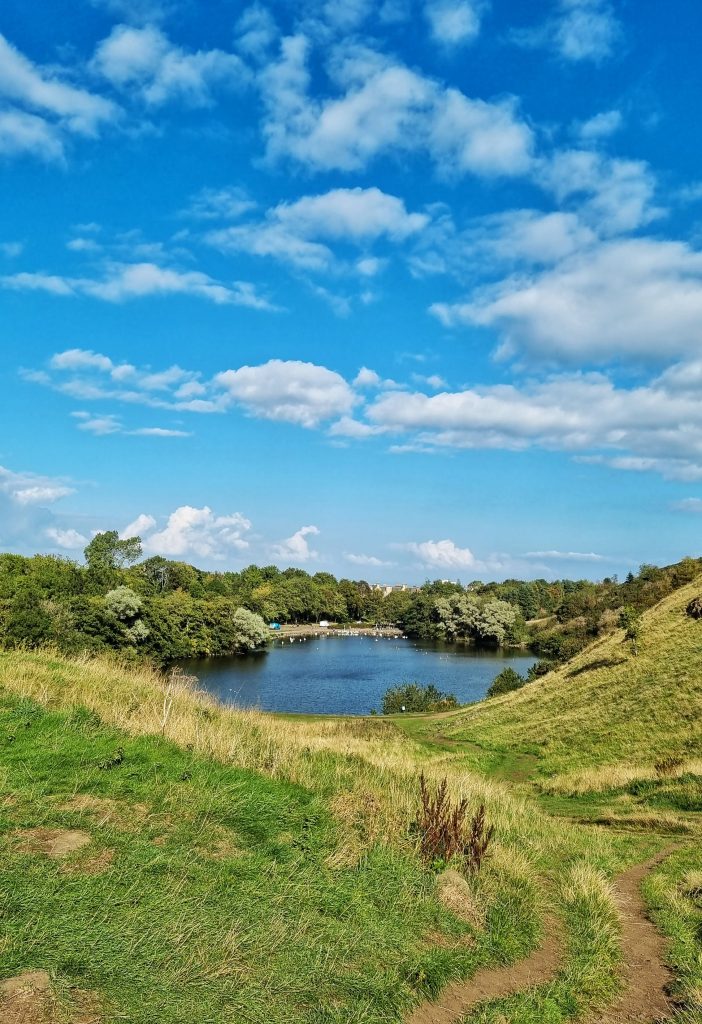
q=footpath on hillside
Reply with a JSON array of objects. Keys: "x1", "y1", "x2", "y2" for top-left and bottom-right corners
[{"x1": 407, "y1": 850, "x2": 674, "y2": 1024}]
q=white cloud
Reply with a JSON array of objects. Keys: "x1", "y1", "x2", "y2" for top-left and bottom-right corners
[
  {"x1": 577, "y1": 109, "x2": 623, "y2": 143},
  {"x1": 73, "y1": 412, "x2": 123, "y2": 435},
  {"x1": 425, "y1": 0, "x2": 484, "y2": 46},
  {"x1": 523, "y1": 549, "x2": 605, "y2": 561},
  {"x1": 271, "y1": 525, "x2": 319, "y2": 563},
  {"x1": 552, "y1": 0, "x2": 620, "y2": 62},
  {"x1": 673, "y1": 498, "x2": 702, "y2": 514},
  {"x1": 354, "y1": 367, "x2": 382, "y2": 387},
  {"x1": 0, "y1": 241, "x2": 23, "y2": 258},
  {"x1": 184, "y1": 185, "x2": 256, "y2": 221},
  {"x1": 215, "y1": 359, "x2": 356, "y2": 427},
  {"x1": 344, "y1": 552, "x2": 394, "y2": 567},
  {"x1": 0, "y1": 109, "x2": 65, "y2": 162},
  {"x1": 45, "y1": 527, "x2": 88, "y2": 549},
  {"x1": 403, "y1": 538, "x2": 477, "y2": 569},
  {"x1": 235, "y1": 4, "x2": 279, "y2": 61},
  {"x1": 539, "y1": 150, "x2": 660, "y2": 234},
  {"x1": 206, "y1": 186, "x2": 427, "y2": 272},
  {"x1": 259, "y1": 37, "x2": 534, "y2": 177},
  {"x1": 120, "y1": 513, "x2": 157, "y2": 539},
  {"x1": 0, "y1": 33, "x2": 116, "y2": 135},
  {"x1": 0, "y1": 465, "x2": 74, "y2": 505},
  {"x1": 365, "y1": 363, "x2": 702, "y2": 481},
  {"x1": 2, "y1": 262, "x2": 276, "y2": 310},
  {"x1": 142, "y1": 506, "x2": 252, "y2": 559},
  {"x1": 515, "y1": 0, "x2": 621, "y2": 63},
  {"x1": 92, "y1": 25, "x2": 249, "y2": 106},
  {"x1": 430, "y1": 238, "x2": 702, "y2": 363}
]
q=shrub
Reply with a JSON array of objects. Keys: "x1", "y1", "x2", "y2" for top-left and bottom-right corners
[
  {"x1": 686, "y1": 596, "x2": 702, "y2": 619},
  {"x1": 381, "y1": 682, "x2": 458, "y2": 715},
  {"x1": 486, "y1": 667, "x2": 525, "y2": 698},
  {"x1": 414, "y1": 773, "x2": 494, "y2": 872}
]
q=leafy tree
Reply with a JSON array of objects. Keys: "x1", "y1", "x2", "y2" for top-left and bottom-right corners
[
  {"x1": 84, "y1": 531, "x2": 142, "y2": 571},
  {"x1": 486, "y1": 667, "x2": 525, "y2": 698},
  {"x1": 619, "y1": 606, "x2": 642, "y2": 655},
  {"x1": 104, "y1": 586, "x2": 144, "y2": 620},
  {"x1": 229, "y1": 607, "x2": 270, "y2": 653}
]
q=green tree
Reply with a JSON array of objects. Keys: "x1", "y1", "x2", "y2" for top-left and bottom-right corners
[
  {"x1": 619, "y1": 606, "x2": 642, "y2": 655},
  {"x1": 84, "y1": 531, "x2": 142, "y2": 571},
  {"x1": 381, "y1": 683, "x2": 458, "y2": 714},
  {"x1": 486, "y1": 667, "x2": 525, "y2": 698}
]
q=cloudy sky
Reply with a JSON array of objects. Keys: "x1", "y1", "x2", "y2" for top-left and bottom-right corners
[{"x1": 1, "y1": 0, "x2": 701, "y2": 581}]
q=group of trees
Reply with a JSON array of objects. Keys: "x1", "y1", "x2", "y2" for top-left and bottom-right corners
[{"x1": 0, "y1": 530, "x2": 699, "y2": 667}]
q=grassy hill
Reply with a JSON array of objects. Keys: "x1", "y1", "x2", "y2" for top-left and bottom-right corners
[
  {"x1": 0, "y1": 577, "x2": 701, "y2": 1023},
  {"x1": 400, "y1": 577, "x2": 702, "y2": 796}
]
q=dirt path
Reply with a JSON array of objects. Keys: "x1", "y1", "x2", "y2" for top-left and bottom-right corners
[
  {"x1": 594, "y1": 849, "x2": 673, "y2": 1024},
  {"x1": 407, "y1": 850, "x2": 673, "y2": 1024},
  {"x1": 406, "y1": 916, "x2": 563, "y2": 1024}
]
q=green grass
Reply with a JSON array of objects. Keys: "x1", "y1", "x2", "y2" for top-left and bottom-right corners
[
  {"x1": 395, "y1": 578, "x2": 702, "y2": 784},
  {"x1": 0, "y1": 688, "x2": 569, "y2": 1024},
  {"x1": 2, "y1": 575, "x2": 702, "y2": 1022}
]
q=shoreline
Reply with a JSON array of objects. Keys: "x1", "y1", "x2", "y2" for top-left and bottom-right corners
[{"x1": 273, "y1": 624, "x2": 404, "y2": 639}]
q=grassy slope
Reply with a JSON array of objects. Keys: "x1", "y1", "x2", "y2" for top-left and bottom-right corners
[
  {"x1": 400, "y1": 577, "x2": 702, "y2": 785},
  {"x1": 1, "y1": 575, "x2": 701, "y2": 1023},
  {"x1": 0, "y1": 650, "x2": 637, "y2": 1024}
]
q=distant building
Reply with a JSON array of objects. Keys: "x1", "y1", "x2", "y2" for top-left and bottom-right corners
[{"x1": 369, "y1": 583, "x2": 421, "y2": 596}]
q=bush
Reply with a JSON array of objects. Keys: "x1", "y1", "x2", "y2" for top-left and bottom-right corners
[
  {"x1": 486, "y1": 667, "x2": 525, "y2": 698},
  {"x1": 381, "y1": 683, "x2": 459, "y2": 715}
]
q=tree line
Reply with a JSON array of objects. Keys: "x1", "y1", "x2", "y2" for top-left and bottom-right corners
[{"x1": 0, "y1": 529, "x2": 699, "y2": 665}]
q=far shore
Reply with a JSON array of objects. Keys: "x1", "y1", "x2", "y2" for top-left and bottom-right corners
[{"x1": 273, "y1": 624, "x2": 403, "y2": 639}]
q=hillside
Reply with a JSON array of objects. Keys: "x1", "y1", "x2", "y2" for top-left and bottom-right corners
[
  {"x1": 402, "y1": 577, "x2": 702, "y2": 790},
  {"x1": 0, "y1": 599, "x2": 701, "y2": 1022}
]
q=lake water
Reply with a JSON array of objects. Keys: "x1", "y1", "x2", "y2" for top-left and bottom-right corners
[{"x1": 177, "y1": 636, "x2": 536, "y2": 716}]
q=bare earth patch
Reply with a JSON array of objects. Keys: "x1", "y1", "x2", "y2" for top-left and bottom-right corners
[
  {"x1": 60, "y1": 848, "x2": 115, "y2": 876},
  {"x1": 15, "y1": 828, "x2": 91, "y2": 859},
  {"x1": 0, "y1": 971, "x2": 53, "y2": 1024},
  {"x1": 0, "y1": 973, "x2": 102, "y2": 1024}
]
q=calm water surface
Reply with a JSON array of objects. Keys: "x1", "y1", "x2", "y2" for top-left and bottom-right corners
[{"x1": 177, "y1": 636, "x2": 536, "y2": 715}]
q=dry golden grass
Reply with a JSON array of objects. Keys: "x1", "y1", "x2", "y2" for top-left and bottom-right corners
[
  {"x1": 541, "y1": 758, "x2": 702, "y2": 796},
  {"x1": 0, "y1": 647, "x2": 615, "y2": 878}
]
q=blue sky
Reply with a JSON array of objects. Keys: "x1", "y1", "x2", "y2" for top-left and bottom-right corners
[{"x1": 1, "y1": 0, "x2": 702, "y2": 582}]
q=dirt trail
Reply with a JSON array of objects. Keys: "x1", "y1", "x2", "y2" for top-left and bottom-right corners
[
  {"x1": 594, "y1": 849, "x2": 673, "y2": 1024},
  {"x1": 407, "y1": 917, "x2": 563, "y2": 1024},
  {"x1": 407, "y1": 850, "x2": 673, "y2": 1024}
]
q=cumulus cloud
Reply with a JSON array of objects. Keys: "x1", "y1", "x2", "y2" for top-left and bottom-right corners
[
  {"x1": 259, "y1": 37, "x2": 533, "y2": 177},
  {"x1": 2, "y1": 262, "x2": 276, "y2": 310},
  {"x1": 206, "y1": 187, "x2": 428, "y2": 272},
  {"x1": 140, "y1": 506, "x2": 252, "y2": 559},
  {"x1": 514, "y1": 0, "x2": 621, "y2": 63},
  {"x1": 403, "y1": 538, "x2": 477, "y2": 569},
  {"x1": 92, "y1": 24, "x2": 249, "y2": 106},
  {"x1": 45, "y1": 527, "x2": 88, "y2": 549},
  {"x1": 215, "y1": 359, "x2": 356, "y2": 427},
  {"x1": 0, "y1": 465, "x2": 74, "y2": 505},
  {"x1": 120, "y1": 513, "x2": 157, "y2": 538},
  {"x1": 424, "y1": 0, "x2": 485, "y2": 46},
  {"x1": 271, "y1": 525, "x2": 319, "y2": 563},
  {"x1": 430, "y1": 238, "x2": 702, "y2": 363}
]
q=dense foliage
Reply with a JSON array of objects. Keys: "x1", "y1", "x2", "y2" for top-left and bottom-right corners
[
  {"x1": 0, "y1": 534, "x2": 699, "y2": 665},
  {"x1": 486, "y1": 667, "x2": 527, "y2": 699},
  {"x1": 381, "y1": 683, "x2": 459, "y2": 714}
]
